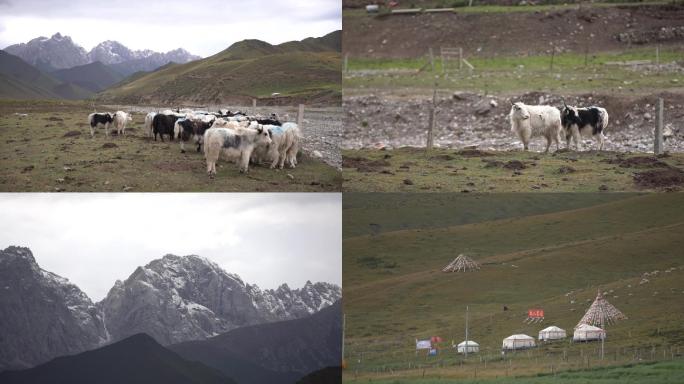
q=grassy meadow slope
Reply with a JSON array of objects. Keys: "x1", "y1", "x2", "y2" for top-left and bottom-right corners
[
  {"x1": 343, "y1": 193, "x2": 684, "y2": 382},
  {"x1": 99, "y1": 32, "x2": 342, "y2": 105},
  {"x1": 0, "y1": 50, "x2": 91, "y2": 100},
  {"x1": 51, "y1": 61, "x2": 126, "y2": 93}
]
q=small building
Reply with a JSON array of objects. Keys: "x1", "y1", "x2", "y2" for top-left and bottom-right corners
[
  {"x1": 538, "y1": 326, "x2": 566, "y2": 341},
  {"x1": 456, "y1": 340, "x2": 479, "y2": 354},
  {"x1": 573, "y1": 324, "x2": 605, "y2": 342},
  {"x1": 502, "y1": 334, "x2": 535, "y2": 350}
]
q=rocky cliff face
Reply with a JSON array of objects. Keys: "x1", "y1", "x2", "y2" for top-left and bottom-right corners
[
  {"x1": 4, "y1": 33, "x2": 200, "y2": 74},
  {"x1": 100, "y1": 254, "x2": 341, "y2": 345},
  {"x1": 0, "y1": 246, "x2": 107, "y2": 371}
]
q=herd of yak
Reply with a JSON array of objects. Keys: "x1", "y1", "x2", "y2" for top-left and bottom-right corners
[{"x1": 88, "y1": 109, "x2": 301, "y2": 178}]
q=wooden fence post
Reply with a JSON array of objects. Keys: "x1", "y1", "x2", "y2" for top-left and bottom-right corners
[
  {"x1": 654, "y1": 98, "x2": 664, "y2": 154},
  {"x1": 429, "y1": 48, "x2": 434, "y2": 72},
  {"x1": 297, "y1": 104, "x2": 305, "y2": 128},
  {"x1": 426, "y1": 88, "x2": 436, "y2": 151},
  {"x1": 550, "y1": 45, "x2": 555, "y2": 71},
  {"x1": 344, "y1": 53, "x2": 349, "y2": 73},
  {"x1": 252, "y1": 98, "x2": 257, "y2": 108},
  {"x1": 459, "y1": 47, "x2": 463, "y2": 71}
]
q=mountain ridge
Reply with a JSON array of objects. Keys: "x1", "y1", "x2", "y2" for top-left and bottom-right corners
[
  {"x1": 0, "y1": 246, "x2": 340, "y2": 371},
  {"x1": 4, "y1": 32, "x2": 200, "y2": 75}
]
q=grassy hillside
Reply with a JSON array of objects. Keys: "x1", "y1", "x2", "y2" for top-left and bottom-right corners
[
  {"x1": 99, "y1": 31, "x2": 341, "y2": 105},
  {"x1": 343, "y1": 193, "x2": 684, "y2": 382},
  {"x1": 0, "y1": 50, "x2": 92, "y2": 100},
  {"x1": 52, "y1": 61, "x2": 126, "y2": 92}
]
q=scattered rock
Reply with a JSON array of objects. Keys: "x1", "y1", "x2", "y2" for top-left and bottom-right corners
[
  {"x1": 312, "y1": 150, "x2": 323, "y2": 158},
  {"x1": 503, "y1": 160, "x2": 526, "y2": 170},
  {"x1": 286, "y1": 174, "x2": 295, "y2": 180},
  {"x1": 63, "y1": 130, "x2": 81, "y2": 137},
  {"x1": 22, "y1": 165, "x2": 34, "y2": 173},
  {"x1": 557, "y1": 165, "x2": 576, "y2": 174},
  {"x1": 101, "y1": 142, "x2": 118, "y2": 149},
  {"x1": 598, "y1": 184, "x2": 609, "y2": 191},
  {"x1": 403, "y1": 179, "x2": 414, "y2": 185}
]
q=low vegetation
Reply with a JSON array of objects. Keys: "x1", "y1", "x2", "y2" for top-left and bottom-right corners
[
  {"x1": 0, "y1": 101, "x2": 341, "y2": 192},
  {"x1": 342, "y1": 148, "x2": 684, "y2": 192},
  {"x1": 343, "y1": 193, "x2": 684, "y2": 382}
]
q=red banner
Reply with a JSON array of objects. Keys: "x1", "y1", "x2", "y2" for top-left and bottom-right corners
[
  {"x1": 430, "y1": 336, "x2": 443, "y2": 343},
  {"x1": 528, "y1": 309, "x2": 544, "y2": 318}
]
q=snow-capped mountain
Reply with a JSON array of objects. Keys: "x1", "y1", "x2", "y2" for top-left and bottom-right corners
[
  {"x1": 100, "y1": 254, "x2": 341, "y2": 345},
  {"x1": 0, "y1": 246, "x2": 107, "y2": 371},
  {"x1": 3, "y1": 33, "x2": 89, "y2": 72},
  {"x1": 0, "y1": 247, "x2": 341, "y2": 371},
  {"x1": 4, "y1": 33, "x2": 200, "y2": 75}
]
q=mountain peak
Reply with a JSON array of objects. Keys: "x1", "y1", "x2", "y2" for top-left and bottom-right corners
[{"x1": 0, "y1": 245, "x2": 37, "y2": 264}]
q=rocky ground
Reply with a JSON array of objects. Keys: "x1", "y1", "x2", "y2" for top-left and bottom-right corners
[{"x1": 343, "y1": 90, "x2": 684, "y2": 153}]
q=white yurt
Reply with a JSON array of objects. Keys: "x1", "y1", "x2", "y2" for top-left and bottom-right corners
[
  {"x1": 502, "y1": 334, "x2": 535, "y2": 350},
  {"x1": 538, "y1": 326, "x2": 567, "y2": 341},
  {"x1": 573, "y1": 324, "x2": 605, "y2": 342},
  {"x1": 456, "y1": 340, "x2": 479, "y2": 354}
]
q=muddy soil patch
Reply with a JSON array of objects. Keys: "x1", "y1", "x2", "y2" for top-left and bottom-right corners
[
  {"x1": 342, "y1": 156, "x2": 391, "y2": 172},
  {"x1": 634, "y1": 167, "x2": 684, "y2": 189},
  {"x1": 604, "y1": 156, "x2": 670, "y2": 169}
]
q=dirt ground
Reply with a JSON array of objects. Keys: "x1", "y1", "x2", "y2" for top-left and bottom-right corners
[
  {"x1": 342, "y1": 147, "x2": 684, "y2": 192},
  {"x1": 343, "y1": 90, "x2": 684, "y2": 152},
  {"x1": 343, "y1": 4, "x2": 684, "y2": 58},
  {"x1": 0, "y1": 101, "x2": 342, "y2": 192}
]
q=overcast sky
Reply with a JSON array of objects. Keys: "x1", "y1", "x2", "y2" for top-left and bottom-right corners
[
  {"x1": 0, "y1": 193, "x2": 341, "y2": 301},
  {"x1": 0, "y1": 0, "x2": 341, "y2": 57}
]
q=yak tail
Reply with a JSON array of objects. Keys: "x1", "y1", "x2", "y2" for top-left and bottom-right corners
[{"x1": 598, "y1": 108, "x2": 609, "y2": 133}]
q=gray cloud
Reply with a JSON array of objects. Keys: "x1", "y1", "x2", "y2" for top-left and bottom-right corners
[
  {"x1": 0, "y1": 193, "x2": 341, "y2": 301},
  {"x1": 0, "y1": 0, "x2": 341, "y2": 56}
]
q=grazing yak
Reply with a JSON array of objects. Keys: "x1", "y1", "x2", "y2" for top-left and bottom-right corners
[
  {"x1": 253, "y1": 122, "x2": 301, "y2": 169},
  {"x1": 152, "y1": 113, "x2": 181, "y2": 142},
  {"x1": 509, "y1": 101, "x2": 562, "y2": 153},
  {"x1": 174, "y1": 114, "x2": 216, "y2": 153},
  {"x1": 88, "y1": 112, "x2": 113, "y2": 137},
  {"x1": 112, "y1": 111, "x2": 132, "y2": 136},
  {"x1": 144, "y1": 112, "x2": 157, "y2": 138},
  {"x1": 203, "y1": 124, "x2": 272, "y2": 177},
  {"x1": 560, "y1": 101, "x2": 609, "y2": 151}
]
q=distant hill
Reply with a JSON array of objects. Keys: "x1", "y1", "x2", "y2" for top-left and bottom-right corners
[
  {"x1": 98, "y1": 31, "x2": 342, "y2": 106},
  {"x1": 0, "y1": 50, "x2": 91, "y2": 100},
  {"x1": 51, "y1": 61, "x2": 126, "y2": 92},
  {"x1": 0, "y1": 333, "x2": 235, "y2": 384},
  {"x1": 171, "y1": 300, "x2": 342, "y2": 384}
]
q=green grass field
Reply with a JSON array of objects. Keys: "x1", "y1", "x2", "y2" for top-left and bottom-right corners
[
  {"x1": 344, "y1": 48, "x2": 683, "y2": 94},
  {"x1": 344, "y1": 360, "x2": 684, "y2": 383},
  {"x1": 343, "y1": 193, "x2": 684, "y2": 382},
  {"x1": 0, "y1": 101, "x2": 341, "y2": 192},
  {"x1": 342, "y1": 148, "x2": 684, "y2": 192}
]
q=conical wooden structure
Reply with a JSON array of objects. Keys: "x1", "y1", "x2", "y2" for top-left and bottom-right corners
[
  {"x1": 442, "y1": 254, "x2": 480, "y2": 273},
  {"x1": 576, "y1": 289, "x2": 627, "y2": 328}
]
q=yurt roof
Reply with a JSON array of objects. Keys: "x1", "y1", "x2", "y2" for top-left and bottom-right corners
[
  {"x1": 504, "y1": 334, "x2": 534, "y2": 340},
  {"x1": 540, "y1": 326, "x2": 565, "y2": 332},
  {"x1": 458, "y1": 340, "x2": 479, "y2": 346},
  {"x1": 575, "y1": 324, "x2": 604, "y2": 331}
]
